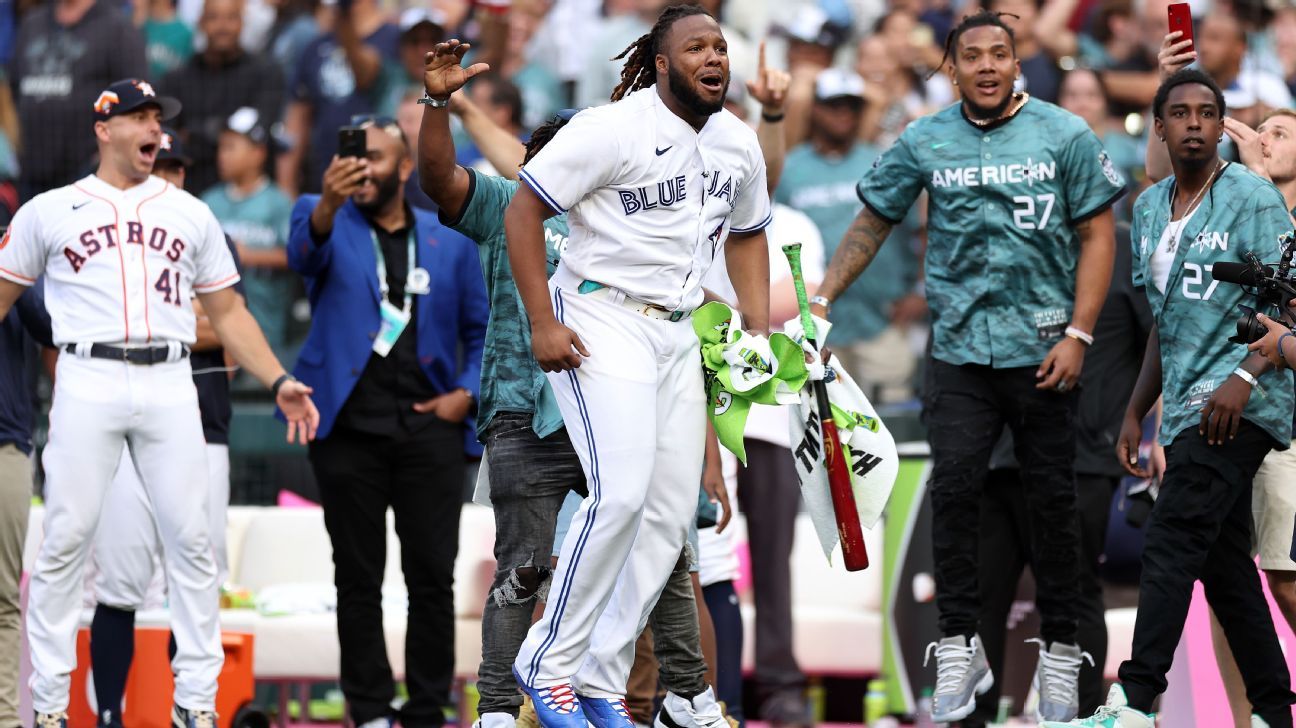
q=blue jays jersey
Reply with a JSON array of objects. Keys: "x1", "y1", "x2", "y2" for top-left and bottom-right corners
[
  {"x1": 859, "y1": 98, "x2": 1126, "y2": 368},
  {"x1": 1132, "y1": 163, "x2": 1295, "y2": 448}
]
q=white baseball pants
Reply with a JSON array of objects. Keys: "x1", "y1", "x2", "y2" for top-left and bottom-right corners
[
  {"x1": 93, "y1": 442, "x2": 231, "y2": 609},
  {"x1": 514, "y1": 280, "x2": 706, "y2": 698},
  {"x1": 29, "y1": 352, "x2": 222, "y2": 713}
]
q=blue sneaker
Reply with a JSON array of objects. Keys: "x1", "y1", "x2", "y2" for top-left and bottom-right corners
[
  {"x1": 171, "y1": 706, "x2": 218, "y2": 728},
  {"x1": 579, "y1": 696, "x2": 634, "y2": 728},
  {"x1": 512, "y1": 667, "x2": 589, "y2": 728}
]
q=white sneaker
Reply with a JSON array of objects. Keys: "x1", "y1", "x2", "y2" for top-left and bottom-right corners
[
  {"x1": 355, "y1": 718, "x2": 393, "y2": 728},
  {"x1": 923, "y1": 634, "x2": 994, "y2": 722},
  {"x1": 475, "y1": 713, "x2": 519, "y2": 728},
  {"x1": 1029, "y1": 638, "x2": 1094, "y2": 722},
  {"x1": 654, "y1": 687, "x2": 728, "y2": 728},
  {"x1": 1040, "y1": 684, "x2": 1154, "y2": 727}
]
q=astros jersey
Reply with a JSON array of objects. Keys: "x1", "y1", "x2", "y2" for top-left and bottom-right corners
[
  {"x1": 1131, "y1": 163, "x2": 1295, "y2": 447},
  {"x1": 860, "y1": 98, "x2": 1126, "y2": 368},
  {"x1": 519, "y1": 86, "x2": 771, "y2": 311},
  {"x1": 0, "y1": 174, "x2": 240, "y2": 345},
  {"x1": 444, "y1": 168, "x2": 571, "y2": 439}
]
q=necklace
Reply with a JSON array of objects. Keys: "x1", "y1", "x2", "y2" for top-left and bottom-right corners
[
  {"x1": 966, "y1": 92, "x2": 1030, "y2": 128},
  {"x1": 1167, "y1": 160, "x2": 1224, "y2": 254}
]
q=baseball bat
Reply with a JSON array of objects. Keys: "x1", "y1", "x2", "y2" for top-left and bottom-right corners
[{"x1": 782, "y1": 244, "x2": 869, "y2": 572}]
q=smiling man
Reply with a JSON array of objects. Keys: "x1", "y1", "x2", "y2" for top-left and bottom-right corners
[
  {"x1": 1047, "y1": 70, "x2": 1296, "y2": 728},
  {"x1": 504, "y1": 5, "x2": 771, "y2": 727},
  {"x1": 809, "y1": 9, "x2": 1124, "y2": 723}
]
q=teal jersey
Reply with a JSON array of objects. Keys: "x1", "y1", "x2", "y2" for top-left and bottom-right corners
[
  {"x1": 443, "y1": 169, "x2": 570, "y2": 439},
  {"x1": 776, "y1": 142, "x2": 921, "y2": 343},
  {"x1": 202, "y1": 181, "x2": 293, "y2": 348},
  {"x1": 143, "y1": 18, "x2": 193, "y2": 80},
  {"x1": 1131, "y1": 163, "x2": 1295, "y2": 448},
  {"x1": 860, "y1": 98, "x2": 1127, "y2": 368}
]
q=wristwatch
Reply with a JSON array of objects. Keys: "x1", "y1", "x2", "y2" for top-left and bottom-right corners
[{"x1": 418, "y1": 93, "x2": 450, "y2": 108}]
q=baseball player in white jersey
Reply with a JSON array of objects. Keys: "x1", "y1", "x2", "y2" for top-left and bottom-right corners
[
  {"x1": 505, "y1": 7, "x2": 771, "y2": 727},
  {"x1": 0, "y1": 79, "x2": 318, "y2": 728}
]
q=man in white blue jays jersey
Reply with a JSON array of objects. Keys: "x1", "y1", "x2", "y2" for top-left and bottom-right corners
[
  {"x1": 0, "y1": 79, "x2": 318, "y2": 728},
  {"x1": 810, "y1": 11, "x2": 1124, "y2": 723},
  {"x1": 502, "y1": 6, "x2": 771, "y2": 727}
]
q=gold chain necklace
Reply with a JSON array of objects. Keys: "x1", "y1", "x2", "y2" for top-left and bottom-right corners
[
  {"x1": 1167, "y1": 160, "x2": 1224, "y2": 254},
  {"x1": 966, "y1": 92, "x2": 1030, "y2": 127}
]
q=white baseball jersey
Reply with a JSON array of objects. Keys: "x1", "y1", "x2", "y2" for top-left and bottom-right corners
[
  {"x1": 519, "y1": 86, "x2": 772, "y2": 311},
  {"x1": 0, "y1": 174, "x2": 240, "y2": 346}
]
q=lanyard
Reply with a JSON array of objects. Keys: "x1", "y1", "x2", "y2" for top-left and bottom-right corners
[{"x1": 370, "y1": 228, "x2": 415, "y2": 315}]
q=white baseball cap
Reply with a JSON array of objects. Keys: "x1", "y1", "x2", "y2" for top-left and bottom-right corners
[{"x1": 814, "y1": 68, "x2": 867, "y2": 102}]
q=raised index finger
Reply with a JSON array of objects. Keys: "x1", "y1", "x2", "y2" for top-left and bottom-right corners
[{"x1": 758, "y1": 39, "x2": 766, "y2": 72}]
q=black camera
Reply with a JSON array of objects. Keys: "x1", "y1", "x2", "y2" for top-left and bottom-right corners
[{"x1": 1211, "y1": 230, "x2": 1296, "y2": 344}]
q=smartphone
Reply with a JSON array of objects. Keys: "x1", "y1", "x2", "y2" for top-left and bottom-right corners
[
  {"x1": 338, "y1": 126, "x2": 367, "y2": 159},
  {"x1": 1167, "y1": 2, "x2": 1194, "y2": 49}
]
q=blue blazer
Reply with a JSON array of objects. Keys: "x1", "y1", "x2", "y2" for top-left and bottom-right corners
[{"x1": 285, "y1": 196, "x2": 489, "y2": 454}]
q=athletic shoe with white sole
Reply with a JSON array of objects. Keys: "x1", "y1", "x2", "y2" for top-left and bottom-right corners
[
  {"x1": 171, "y1": 706, "x2": 217, "y2": 728},
  {"x1": 34, "y1": 713, "x2": 68, "y2": 728},
  {"x1": 1029, "y1": 638, "x2": 1094, "y2": 722},
  {"x1": 923, "y1": 634, "x2": 994, "y2": 722},
  {"x1": 580, "y1": 697, "x2": 635, "y2": 728},
  {"x1": 654, "y1": 687, "x2": 729, "y2": 728},
  {"x1": 475, "y1": 712, "x2": 519, "y2": 728},
  {"x1": 355, "y1": 719, "x2": 393, "y2": 728},
  {"x1": 512, "y1": 668, "x2": 590, "y2": 728},
  {"x1": 1040, "y1": 684, "x2": 1154, "y2": 727}
]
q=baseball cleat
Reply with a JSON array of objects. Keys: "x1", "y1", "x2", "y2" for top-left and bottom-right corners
[
  {"x1": 171, "y1": 706, "x2": 217, "y2": 728},
  {"x1": 923, "y1": 634, "x2": 993, "y2": 722},
  {"x1": 34, "y1": 713, "x2": 68, "y2": 728},
  {"x1": 512, "y1": 667, "x2": 589, "y2": 728},
  {"x1": 654, "y1": 687, "x2": 728, "y2": 728},
  {"x1": 579, "y1": 696, "x2": 635, "y2": 728},
  {"x1": 1029, "y1": 638, "x2": 1094, "y2": 722},
  {"x1": 1040, "y1": 684, "x2": 1154, "y2": 727}
]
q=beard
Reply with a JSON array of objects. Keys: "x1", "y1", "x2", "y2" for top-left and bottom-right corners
[
  {"x1": 354, "y1": 167, "x2": 403, "y2": 214},
  {"x1": 963, "y1": 88, "x2": 1016, "y2": 121},
  {"x1": 668, "y1": 62, "x2": 727, "y2": 118}
]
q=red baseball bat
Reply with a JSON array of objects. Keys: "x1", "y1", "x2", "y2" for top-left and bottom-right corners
[{"x1": 783, "y1": 244, "x2": 869, "y2": 571}]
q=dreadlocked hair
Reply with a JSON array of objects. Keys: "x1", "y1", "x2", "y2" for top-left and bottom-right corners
[
  {"x1": 523, "y1": 116, "x2": 571, "y2": 165},
  {"x1": 929, "y1": 9, "x2": 1019, "y2": 80},
  {"x1": 610, "y1": 4, "x2": 712, "y2": 102}
]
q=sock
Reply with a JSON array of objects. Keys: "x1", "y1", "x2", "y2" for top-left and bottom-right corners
[{"x1": 90, "y1": 604, "x2": 136, "y2": 725}]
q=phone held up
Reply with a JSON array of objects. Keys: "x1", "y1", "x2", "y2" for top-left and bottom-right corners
[
  {"x1": 338, "y1": 126, "x2": 367, "y2": 160},
  {"x1": 1167, "y1": 2, "x2": 1194, "y2": 50}
]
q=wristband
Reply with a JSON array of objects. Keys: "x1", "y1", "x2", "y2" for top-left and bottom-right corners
[
  {"x1": 1280, "y1": 332, "x2": 1295, "y2": 365},
  {"x1": 1065, "y1": 325, "x2": 1094, "y2": 346},
  {"x1": 1232, "y1": 367, "x2": 1266, "y2": 398},
  {"x1": 272, "y1": 373, "x2": 296, "y2": 398},
  {"x1": 761, "y1": 111, "x2": 785, "y2": 123},
  {"x1": 418, "y1": 93, "x2": 450, "y2": 108},
  {"x1": 809, "y1": 295, "x2": 832, "y2": 311}
]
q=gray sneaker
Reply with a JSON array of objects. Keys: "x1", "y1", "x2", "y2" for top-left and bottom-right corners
[
  {"x1": 923, "y1": 634, "x2": 993, "y2": 722},
  {"x1": 1029, "y1": 639, "x2": 1094, "y2": 722}
]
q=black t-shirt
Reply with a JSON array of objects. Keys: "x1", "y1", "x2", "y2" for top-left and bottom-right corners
[
  {"x1": 1020, "y1": 52, "x2": 1061, "y2": 104},
  {"x1": 193, "y1": 236, "x2": 245, "y2": 444},
  {"x1": 335, "y1": 208, "x2": 440, "y2": 437}
]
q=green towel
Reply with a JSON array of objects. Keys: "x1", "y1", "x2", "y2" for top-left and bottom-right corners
[{"x1": 693, "y1": 302, "x2": 809, "y2": 463}]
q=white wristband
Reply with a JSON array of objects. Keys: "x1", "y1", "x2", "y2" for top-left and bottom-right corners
[
  {"x1": 810, "y1": 295, "x2": 832, "y2": 310},
  {"x1": 1065, "y1": 325, "x2": 1094, "y2": 346},
  {"x1": 1233, "y1": 367, "x2": 1258, "y2": 388}
]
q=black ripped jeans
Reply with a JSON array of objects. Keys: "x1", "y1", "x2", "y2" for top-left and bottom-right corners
[
  {"x1": 924, "y1": 360, "x2": 1081, "y2": 644},
  {"x1": 477, "y1": 413, "x2": 588, "y2": 717}
]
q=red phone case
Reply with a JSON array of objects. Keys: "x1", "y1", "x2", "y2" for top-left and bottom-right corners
[{"x1": 1168, "y1": 3, "x2": 1194, "y2": 47}]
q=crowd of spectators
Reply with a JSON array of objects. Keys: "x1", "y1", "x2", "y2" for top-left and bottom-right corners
[{"x1": 3, "y1": 0, "x2": 1294, "y2": 396}]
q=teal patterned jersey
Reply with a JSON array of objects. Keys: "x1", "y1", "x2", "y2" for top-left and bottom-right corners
[
  {"x1": 859, "y1": 98, "x2": 1127, "y2": 368},
  {"x1": 443, "y1": 169, "x2": 570, "y2": 439},
  {"x1": 1131, "y1": 163, "x2": 1295, "y2": 448}
]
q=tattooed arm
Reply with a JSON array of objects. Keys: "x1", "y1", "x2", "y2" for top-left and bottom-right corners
[{"x1": 810, "y1": 205, "x2": 896, "y2": 318}]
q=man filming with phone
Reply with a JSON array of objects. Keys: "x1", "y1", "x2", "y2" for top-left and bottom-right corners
[{"x1": 287, "y1": 118, "x2": 489, "y2": 728}]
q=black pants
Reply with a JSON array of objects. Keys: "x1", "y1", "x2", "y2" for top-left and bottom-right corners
[
  {"x1": 925, "y1": 361, "x2": 1081, "y2": 643},
  {"x1": 968, "y1": 471, "x2": 1118, "y2": 724},
  {"x1": 736, "y1": 439, "x2": 806, "y2": 713},
  {"x1": 1118, "y1": 422, "x2": 1294, "y2": 725},
  {"x1": 309, "y1": 422, "x2": 465, "y2": 727}
]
